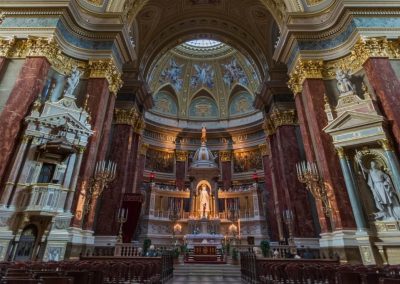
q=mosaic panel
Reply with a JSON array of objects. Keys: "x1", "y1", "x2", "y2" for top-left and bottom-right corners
[
  {"x1": 153, "y1": 91, "x2": 178, "y2": 116},
  {"x1": 188, "y1": 97, "x2": 219, "y2": 118},
  {"x1": 229, "y1": 92, "x2": 254, "y2": 116}
]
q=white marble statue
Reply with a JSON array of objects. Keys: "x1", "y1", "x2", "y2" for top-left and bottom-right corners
[
  {"x1": 336, "y1": 69, "x2": 354, "y2": 94},
  {"x1": 64, "y1": 66, "x2": 82, "y2": 97},
  {"x1": 359, "y1": 160, "x2": 400, "y2": 220},
  {"x1": 199, "y1": 184, "x2": 210, "y2": 217}
]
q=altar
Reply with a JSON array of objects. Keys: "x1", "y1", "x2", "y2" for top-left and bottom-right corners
[{"x1": 185, "y1": 233, "x2": 225, "y2": 263}]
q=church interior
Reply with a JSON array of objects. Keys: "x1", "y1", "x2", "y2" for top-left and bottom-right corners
[{"x1": 1, "y1": 0, "x2": 400, "y2": 283}]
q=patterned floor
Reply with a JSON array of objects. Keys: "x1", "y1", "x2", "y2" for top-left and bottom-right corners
[{"x1": 168, "y1": 275, "x2": 243, "y2": 283}]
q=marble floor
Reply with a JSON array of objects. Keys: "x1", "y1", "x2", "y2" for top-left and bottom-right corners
[{"x1": 167, "y1": 275, "x2": 243, "y2": 283}]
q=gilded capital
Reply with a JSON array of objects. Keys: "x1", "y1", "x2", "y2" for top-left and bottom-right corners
[
  {"x1": 379, "y1": 139, "x2": 394, "y2": 152},
  {"x1": 140, "y1": 143, "x2": 149, "y2": 156},
  {"x1": 269, "y1": 109, "x2": 297, "y2": 128},
  {"x1": 88, "y1": 59, "x2": 123, "y2": 94},
  {"x1": 219, "y1": 150, "x2": 232, "y2": 162},
  {"x1": 288, "y1": 59, "x2": 324, "y2": 94},
  {"x1": 176, "y1": 150, "x2": 188, "y2": 162},
  {"x1": 336, "y1": 147, "x2": 346, "y2": 158},
  {"x1": 0, "y1": 36, "x2": 16, "y2": 57},
  {"x1": 258, "y1": 143, "x2": 270, "y2": 156},
  {"x1": 262, "y1": 118, "x2": 276, "y2": 136},
  {"x1": 114, "y1": 108, "x2": 139, "y2": 126}
]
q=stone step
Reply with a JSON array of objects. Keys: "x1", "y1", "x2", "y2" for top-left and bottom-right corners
[{"x1": 173, "y1": 264, "x2": 241, "y2": 277}]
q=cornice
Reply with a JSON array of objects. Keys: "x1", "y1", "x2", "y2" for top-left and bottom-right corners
[
  {"x1": 275, "y1": 4, "x2": 400, "y2": 66},
  {"x1": 287, "y1": 36, "x2": 400, "y2": 94}
]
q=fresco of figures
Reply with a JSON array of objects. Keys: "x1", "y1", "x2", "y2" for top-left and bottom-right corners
[
  {"x1": 221, "y1": 58, "x2": 249, "y2": 89},
  {"x1": 159, "y1": 58, "x2": 184, "y2": 92},
  {"x1": 191, "y1": 63, "x2": 215, "y2": 89},
  {"x1": 145, "y1": 148, "x2": 175, "y2": 173}
]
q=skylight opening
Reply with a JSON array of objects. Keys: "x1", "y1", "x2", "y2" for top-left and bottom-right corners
[{"x1": 185, "y1": 39, "x2": 222, "y2": 48}]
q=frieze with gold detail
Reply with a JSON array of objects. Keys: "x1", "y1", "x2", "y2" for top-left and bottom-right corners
[
  {"x1": 233, "y1": 148, "x2": 263, "y2": 173},
  {"x1": 145, "y1": 148, "x2": 175, "y2": 173}
]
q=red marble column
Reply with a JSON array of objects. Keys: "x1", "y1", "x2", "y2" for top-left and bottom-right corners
[
  {"x1": 96, "y1": 94, "x2": 116, "y2": 162},
  {"x1": 295, "y1": 93, "x2": 329, "y2": 233},
  {"x1": 176, "y1": 160, "x2": 186, "y2": 190},
  {"x1": 364, "y1": 58, "x2": 400, "y2": 153},
  {"x1": 96, "y1": 123, "x2": 136, "y2": 235},
  {"x1": 275, "y1": 125, "x2": 315, "y2": 238},
  {"x1": 221, "y1": 160, "x2": 232, "y2": 189},
  {"x1": 262, "y1": 154, "x2": 279, "y2": 241},
  {"x1": 302, "y1": 79, "x2": 355, "y2": 230},
  {"x1": 0, "y1": 57, "x2": 50, "y2": 187},
  {"x1": 71, "y1": 78, "x2": 110, "y2": 228}
]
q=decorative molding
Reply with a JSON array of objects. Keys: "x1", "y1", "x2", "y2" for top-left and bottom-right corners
[
  {"x1": 262, "y1": 118, "x2": 276, "y2": 136},
  {"x1": 288, "y1": 36, "x2": 400, "y2": 94},
  {"x1": 219, "y1": 150, "x2": 232, "y2": 162},
  {"x1": 175, "y1": 150, "x2": 188, "y2": 162}
]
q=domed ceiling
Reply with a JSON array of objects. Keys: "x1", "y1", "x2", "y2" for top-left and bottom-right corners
[{"x1": 147, "y1": 40, "x2": 262, "y2": 122}]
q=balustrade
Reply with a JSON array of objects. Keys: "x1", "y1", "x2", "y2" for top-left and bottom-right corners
[{"x1": 20, "y1": 184, "x2": 66, "y2": 214}]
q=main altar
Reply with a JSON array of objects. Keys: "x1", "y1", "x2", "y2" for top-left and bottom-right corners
[{"x1": 137, "y1": 126, "x2": 268, "y2": 260}]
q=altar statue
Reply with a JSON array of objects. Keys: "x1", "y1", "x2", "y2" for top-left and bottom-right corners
[
  {"x1": 64, "y1": 66, "x2": 82, "y2": 97},
  {"x1": 199, "y1": 184, "x2": 210, "y2": 217},
  {"x1": 336, "y1": 69, "x2": 354, "y2": 94},
  {"x1": 358, "y1": 160, "x2": 400, "y2": 220},
  {"x1": 201, "y1": 124, "x2": 207, "y2": 144}
]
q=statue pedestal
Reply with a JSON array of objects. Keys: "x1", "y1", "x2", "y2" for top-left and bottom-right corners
[{"x1": 200, "y1": 218, "x2": 208, "y2": 234}]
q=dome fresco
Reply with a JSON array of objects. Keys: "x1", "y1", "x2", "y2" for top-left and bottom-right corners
[{"x1": 148, "y1": 40, "x2": 261, "y2": 122}]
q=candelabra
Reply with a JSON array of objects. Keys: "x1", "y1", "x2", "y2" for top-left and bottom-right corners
[
  {"x1": 296, "y1": 161, "x2": 331, "y2": 216},
  {"x1": 84, "y1": 160, "x2": 117, "y2": 218},
  {"x1": 117, "y1": 208, "x2": 128, "y2": 243},
  {"x1": 283, "y1": 209, "x2": 296, "y2": 254}
]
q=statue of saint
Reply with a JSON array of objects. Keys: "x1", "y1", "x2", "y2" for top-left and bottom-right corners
[
  {"x1": 201, "y1": 124, "x2": 207, "y2": 144},
  {"x1": 359, "y1": 160, "x2": 400, "y2": 220},
  {"x1": 64, "y1": 66, "x2": 82, "y2": 97},
  {"x1": 199, "y1": 184, "x2": 210, "y2": 217},
  {"x1": 336, "y1": 69, "x2": 354, "y2": 94}
]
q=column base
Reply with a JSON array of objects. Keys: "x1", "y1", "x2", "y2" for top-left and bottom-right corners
[{"x1": 319, "y1": 230, "x2": 362, "y2": 263}]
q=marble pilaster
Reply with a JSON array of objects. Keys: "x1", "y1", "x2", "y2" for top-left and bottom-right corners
[
  {"x1": 275, "y1": 124, "x2": 316, "y2": 238},
  {"x1": 364, "y1": 58, "x2": 400, "y2": 153},
  {"x1": 220, "y1": 150, "x2": 232, "y2": 190},
  {"x1": 302, "y1": 78, "x2": 356, "y2": 230},
  {"x1": 71, "y1": 78, "x2": 110, "y2": 228},
  {"x1": 0, "y1": 57, "x2": 8, "y2": 80},
  {"x1": 0, "y1": 135, "x2": 31, "y2": 205},
  {"x1": 175, "y1": 151, "x2": 187, "y2": 190},
  {"x1": 0, "y1": 57, "x2": 50, "y2": 187},
  {"x1": 95, "y1": 123, "x2": 135, "y2": 236},
  {"x1": 134, "y1": 142, "x2": 148, "y2": 192},
  {"x1": 262, "y1": 154, "x2": 279, "y2": 241}
]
